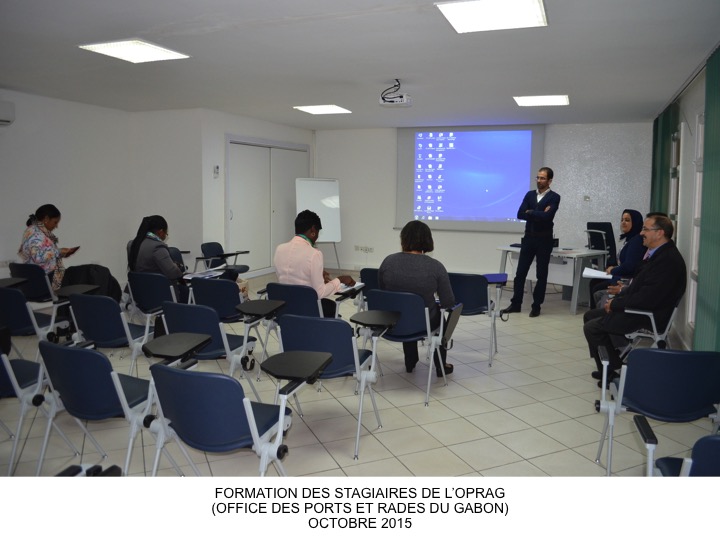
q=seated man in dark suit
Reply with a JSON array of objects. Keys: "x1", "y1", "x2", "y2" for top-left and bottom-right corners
[{"x1": 583, "y1": 214, "x2": 686, "y2": 382}]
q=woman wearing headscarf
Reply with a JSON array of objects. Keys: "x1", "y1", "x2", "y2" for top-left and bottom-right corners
[{"x1": 588, "y1": 208, "x2": 646, "y2": 308}]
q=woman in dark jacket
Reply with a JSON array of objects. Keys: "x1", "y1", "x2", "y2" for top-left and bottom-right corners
[
  {"x1": 588, "y1": 208, "x2": 646, "y2": 308},
  {"x1": 127, "y1": 215, "x2": 188, "y2": 302}
]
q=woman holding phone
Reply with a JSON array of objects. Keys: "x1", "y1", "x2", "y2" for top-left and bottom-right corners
[{"x1": 18, "y1": 204, "x2": 79, "y2": 290}]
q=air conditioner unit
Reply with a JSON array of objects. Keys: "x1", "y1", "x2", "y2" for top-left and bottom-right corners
[{"x1": 0, "y1": 101, "x2": 16, "y2": 126}]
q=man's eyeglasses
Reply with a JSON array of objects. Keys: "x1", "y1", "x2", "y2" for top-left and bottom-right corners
[
  {"x1": 535, "y1": 176, "x2": 548, "y2": 180},
  {"x1": 641, "y1": 227, "x2": 660, "y2": 232}
]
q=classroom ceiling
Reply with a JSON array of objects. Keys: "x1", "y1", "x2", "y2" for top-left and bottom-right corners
[{"x1": 1, "y1": 0, "x2": 719, "y2": 131}]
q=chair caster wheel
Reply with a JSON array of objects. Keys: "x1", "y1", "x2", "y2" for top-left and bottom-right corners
[
  {"x1": 658, "y1": 340, "x2": 667, "y2": 349},
  {"x1": 143, "y1": 414, "x2": 157, "y2": 428},
  {"x1": 47, "y1": 332, "x2": 59, "y2": 344},
  {"x1": 277, "y1": 445, "x2": 289, "y2": 460},
  {"x1": 241, "y1": 356, "x2": 255, "y2": 371},
  {"x1": 594, "y1": 399, "x2": 600, "y2": 412},
  {"x1": 32, "y1": 394, "x2": 45, "y2": 407}
]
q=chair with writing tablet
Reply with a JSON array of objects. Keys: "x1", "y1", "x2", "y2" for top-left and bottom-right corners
[
  {"x1": 147, "y1": 363, "x2": 291, "y2": 476},
  {"x1": 69, "y1": 293, "x2": 147, "y2": 375},
  {"x1": 36, "y1": 340, "x2": 152, "y2": 476},
  {"x1": 594, "y1": 348, "x2": 720, "y2": 476},
  {"x1": 357, "y1": 268, "x2": 379, "y2": 311},
  {"x1": 198, "y1": 242, "x2": 249, "y2": 274},
  {"x1": 277, "y1": 314, "x2": 381, "y2": 458},
  {"x1": 260, "y1": 283, "x2": 324, "y2": 358},
  {"x1": 126, "y1": 271, "x2": 175, "y2": 348},
  {"x1": 448, "y1": 272, "x2": 498, "y2": 366},
  {"x1": 365, "y1": 289, "x2": 456, "y2": 406},
  {"x1": 161, "y1": 301, "x2": 259, "y2": 398},
  {"x1": 0, "y1": 286, "x2": 68, "y2": 357},
  {"x1": 1, "y1": 325, "x2": 76, "y2": 476},
  {"x1": 191, "y1": 277, "x2": 267, "y2": 366}
]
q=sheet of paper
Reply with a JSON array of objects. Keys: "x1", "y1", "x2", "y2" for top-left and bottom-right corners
[{"x1": 582, "y1": 267, "x2": 612, "y2": 279}]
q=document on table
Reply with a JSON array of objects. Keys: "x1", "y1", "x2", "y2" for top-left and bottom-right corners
[
  {"x1": 183, "y1": 270, "x2": 224, "y2": 280},
  {"x1": 339, "y1": 282, "x2": 364, "y2": 293},
  {"x1": 582, "y1": 267, "x2": 612, "y2": 279}
]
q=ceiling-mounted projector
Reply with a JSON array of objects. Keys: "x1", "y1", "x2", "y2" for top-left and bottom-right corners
[
  {"x1": 379, "y1": 94, "x2": 413, "y2": 107},
  {"x1": 380, "y1": 78, "x2": 412, "y2": 107}
]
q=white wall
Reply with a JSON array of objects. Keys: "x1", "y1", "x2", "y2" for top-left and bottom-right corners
[
  {"x1": 0, "y1": 90, "x2": 313, "y2": 282},
  {"x1": 0, "y1": 90, "x2": 132, "y2": 279},
  {"x1": 314, "y1": 123, "x2": 653, "y2": 275}
]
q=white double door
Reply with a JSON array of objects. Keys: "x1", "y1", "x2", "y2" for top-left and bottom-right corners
[{"x1": 227, "y1": 142, "x2": 308, "y2": 272}]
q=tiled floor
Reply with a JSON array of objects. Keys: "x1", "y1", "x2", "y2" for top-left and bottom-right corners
[{"x1": 1, "y1": 274, "x2": 711, "y2": 477}]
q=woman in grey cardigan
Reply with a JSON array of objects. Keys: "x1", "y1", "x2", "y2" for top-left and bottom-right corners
[{"x1": 378, "y1": 220, "x2": 456, "y2": 376}]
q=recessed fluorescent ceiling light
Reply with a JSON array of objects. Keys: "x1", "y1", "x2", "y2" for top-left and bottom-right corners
[
  {"x1": 514, "y1": 95, "x2": 569, "y2": 107},
  {"x1": 293, "y1": 105, "x2": 351, "y2": 115},
  {"x1": 79, "y1": 39, "x2": 189, "y2": 63},
  {"x1": 436, "y1": 0, "x2": 547, "y2": 34}
]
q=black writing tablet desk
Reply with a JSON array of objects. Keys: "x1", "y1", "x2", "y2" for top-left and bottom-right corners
[
  {"x1": 260, "y1": 351, "x2": 332, "y2": 414},
  {"x1": 0, "y1": 277, "x2": 27, "y2": 288},
  {"x1": 193, "y1": 250, "x2": 250, "y2": 272},
  {"x1": 350, "y1": 310, "x2": 401, "y2": 367},
  {"x1": 142, "y1": 332, "x2": 211, "y2": 367},
  {"x1": 55, "y1": 284, "x2": 99, "y2": 299},
  {"x1": 235, "y1": 299, "x2": 286, "y2": 321},
  {"x1": 335, "y1": 282, "x2": 366, "y2": 313},
  {"x1": 235, "y1": 299, "x2": 286, "y2": 364}
]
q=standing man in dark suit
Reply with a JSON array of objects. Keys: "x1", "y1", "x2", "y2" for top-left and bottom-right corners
[
  {"x1": 583, "y1": 214, "x2": 686, "y2": 380},
  {"x1": 502, "y1": 167, "x2": 561, "y2": 317}
]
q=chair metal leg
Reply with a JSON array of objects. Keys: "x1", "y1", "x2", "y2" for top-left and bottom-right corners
[
  {"x1": 149, "y1": 418, "x2": 198, "y2": 476},
  {"x1": 7, "y1": 406, "x2": 27, "y2": 476},
  {"x1": 123, "y1": 422, "x2": 142, "y2": 477},
  {"x1": 595, "y1": 414, "x2": 609, "y2": 465},
  {"x1": 489, "y1": 312, "x2": 497, "y2": 366},
  {"x1": 35, "y1": 395, "x2": 80, "y2": 476},
  {"x1": 292, "y1": 393, "x2": 304, "y2": 417},
  {"x1": 425, "y1": 342, "x2": 447, "y2": 406},
  {"x1": 75, "y1": 418, "x2": 109, "y2": 458},
  {"x1": 11, "y1": 341, "x2": 25, "y2": 359},
  {"x1": 605, "y1": 416, "x2": 615, "y2": 476},
  {"x1": 354, "y1": 366, "x2": 382, "y2": 460},
  {"x1": 271, "y1": 380, "x2": 304, "y2": 417},
  {"x1": 0, "y1": 418, "x2": 13, "y2": 439},
  {"x1": 354, "y1": 381, "x2": 365, "y2": 460}
]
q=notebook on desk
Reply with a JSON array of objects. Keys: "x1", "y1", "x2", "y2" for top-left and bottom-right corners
[
  {"x1": 338, "y1": 282, "x2": 364, "y2": 293},
  {"x1": 183, "y1": 269, "x2": 224, "y2": 280}
]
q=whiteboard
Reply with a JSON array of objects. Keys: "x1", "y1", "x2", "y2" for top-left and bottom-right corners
[{"x1": 296, "y1": 178, "x2": 341, "y2": 243}]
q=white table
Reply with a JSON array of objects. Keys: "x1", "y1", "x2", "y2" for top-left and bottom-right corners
[{"x1": 498, "y1": 246, "x2": 607, "y2": 315}]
